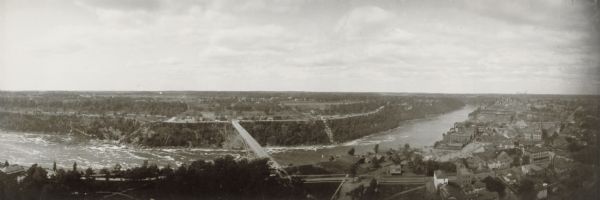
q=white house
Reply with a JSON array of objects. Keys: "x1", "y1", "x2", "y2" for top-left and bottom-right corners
[{"x1": 434, "y1": 170, "x2": 453, "y2": 190}]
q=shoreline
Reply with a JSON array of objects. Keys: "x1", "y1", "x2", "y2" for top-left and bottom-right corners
[{"x1": 0, "y1": 105, "x2": 474, "y2": 169}]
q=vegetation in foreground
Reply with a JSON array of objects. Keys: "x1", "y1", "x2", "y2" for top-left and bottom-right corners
[{"x1": 0, "y1": 156, "x2": 305, "y2": 200}]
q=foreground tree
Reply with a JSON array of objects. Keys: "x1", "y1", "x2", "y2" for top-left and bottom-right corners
[
  {"x1": 99, "y1": 168, "x2": 110, "y2": 181},
  {"x1": 517, "y1": 179, "x2": 536, "y2": 200},
  {"x1": 482, "y1": 176, "x2": 506, "y2": 198},
  {"x1": 85, "y1": 167, "x2": 94, "y2": 180},
  {"x1": 348, "y1": 163, "x2": 359, "y2": 177},
  {"x1": 359, "y1": 178, "x2": 379, "y2": 200},
  {"x1": 348, "y1": 147, "x2": 355, "y2": 156},
  {"x1": 20, "y1": 164, "x2": 49, "y2": 200}
]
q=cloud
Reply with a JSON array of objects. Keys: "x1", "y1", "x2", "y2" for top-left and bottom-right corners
[
  {"x1": 335, "y1": 6, "x2": 396, "y2": 39},
  {"x1": 77, "y1": 0, "x2": 162, "y2": 11},
  {"x1": 1, "y1": 0, "x2": 598, "y2": 94}
]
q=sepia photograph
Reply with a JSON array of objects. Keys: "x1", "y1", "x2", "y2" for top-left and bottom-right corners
[{"x1": 0, "y1": 0, "x2": 599, "y2": 199}]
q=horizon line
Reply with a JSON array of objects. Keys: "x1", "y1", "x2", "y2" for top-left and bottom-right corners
[{"x1": 0, "y1": 89, "x2": 598, "y2": 96}]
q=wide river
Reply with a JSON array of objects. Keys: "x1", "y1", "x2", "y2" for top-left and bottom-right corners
[{"x1": 0, "y1": 106, "x2": 475, "y2": 169}]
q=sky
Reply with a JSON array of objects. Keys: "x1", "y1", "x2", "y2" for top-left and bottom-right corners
[{"x1": 1, "y1": 0, "x2": 599, "y2": 94}]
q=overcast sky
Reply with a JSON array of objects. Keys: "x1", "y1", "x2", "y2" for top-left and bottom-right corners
[{"x1": 1, "y1": 0, "x2": 599, "y2": 94}]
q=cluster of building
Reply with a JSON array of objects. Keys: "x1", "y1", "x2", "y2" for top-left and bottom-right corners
[
  {"x1": 430, "y1": 97, "x2": 581, "y2": 200},
  {"x1": 435, "y1": 122, "x2": 477, "y2": 150}
]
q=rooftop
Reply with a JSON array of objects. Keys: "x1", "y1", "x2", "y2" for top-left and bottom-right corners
[
  {"x1": 525, "y1": 146, "x2": 550, "y2": 153},
  {"x1": 435, "y1": 170, "x2": 456, "y2": 179}
]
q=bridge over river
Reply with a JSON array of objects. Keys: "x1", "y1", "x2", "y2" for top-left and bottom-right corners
[
  {"x1": 231, "y1": 119, "x2": 430, "y2": 200},
  {"x1": 231, "y1": 120, "x2": 290, "y2": 178}
]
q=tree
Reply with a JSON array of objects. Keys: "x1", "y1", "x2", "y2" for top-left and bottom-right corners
[
  {"x1": 517, "y1": 179, "x2": 536, "y2": 200},
  {"x1": 4, "y1": 160, "x2": 8, "y2": 166},
  {"x1": 364, "y1": 178, "x2": 378, "y2": 200},
  {"x1": 21, "y1": 164, "x2": 49, "y2": 199},
  {"x1": 374, "y1": 144, "x2": 379, "y2": 154},
  {"x1": 160, "y1": 164, "x2": 174, "y2": 178},
  {"x1": 348, "y1": 163, "x2": 359, "y2": 177},
  {"x1": 541, "y1": 129, "x2": 548, "y2": 140},
  {"x1": 511, "y1": 156, "x2": 522, "y2": 167},
  {"x1": 52, "y1": 161, "x2": 57, "y2": 172},
  {"x1": 72, "y1": 162, "x2": 77, "y2": 172},
  {"x1": 402, "y1": 143, "x2": 411, "y2": 157},
  {"x1": 552, "y1": 131, "x2": 559, "y2": 139},
  {"x1": 113, "y1": 163, "x2": 122, "y2": 174},
  {"x1": 522, "y1": 155, "x2": 530, "y2": 165},
  {"x1": 99, "y1": 168, "x2": 110, "y2": 181},
  {"x1": 148, "y1": 164, "x2": 159, "y2": 179},
  {"x1": 348, "y1": 147, "x2": 355, "y2": 156},
  {"x1": 142, "y1": 160, "x2": 149, "y2": 168},
  {"x1": 390, "y1": 154, "x2": 401, "y2": 164},
  {"x1": 371, "y1": 156, "x2": 382, "y2": 169},
  {"x1": 542, "y1": 129, "x2": 550, "y2": 145},
  {"x1": 482, "y1": 176, "x2": 506, "y2": 197},
  {"x1": 85, "y1": 167, "x2": 94, "y2": 179}
]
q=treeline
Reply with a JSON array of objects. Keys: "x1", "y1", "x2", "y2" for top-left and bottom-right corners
[
  {"x1": 0, "y1": 112, "x2": 76, "y2": 133},
  {"x1": 240, "y1": 121, "x2": 330, "y2": 146},
  {"x1": 0, "y1": 112, "x2": 232, "y2": 148},
  {"x1": 0, "y1": 96, "x2": 187, "y2": 116},
  {"x1": 330, "y1": 98, "x2": 464, "y2": 141},
  {"x1": 0, "y1": 96, "x2": 465, "y2": 147},
  {"x1": 0, "y1": 156, "x2": 306, "y2": 200},
  {"x1": 212, "y1": 101, "x2": 285, "y2": 115},
  {"x1": 156, "y1": 156, "x2": 304, "y2": 199},
  {"x1": 563, "y1": 103, "x2": 599, "y2": 166},
  {"x1": 329, "y1": 105, "x2": 403, "y2": 142},
  {"x1": 130, "y1": 122, "x2": 232, "y2": 147},
  {"x1": 0, "y1": 112, "x2": 141, "y2": 140},
  {"x1": 319, "y1": 102, "x2": 382, "y2": 115}
]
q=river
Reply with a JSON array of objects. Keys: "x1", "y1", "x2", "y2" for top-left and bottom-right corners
[{"x1": 0, "y1": 106, "x2": 475, "y2": 169}]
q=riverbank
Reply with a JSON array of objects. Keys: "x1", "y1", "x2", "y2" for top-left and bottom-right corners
[
  {"x1": 0, "y1": 131, "x2": 249, "y2": 169},
  {"x1": 271, "y1": 105, "x2": 476, "y2": 166},
  {"x1": 0, "y1": 106, "x2": 475, "y2": 170}
]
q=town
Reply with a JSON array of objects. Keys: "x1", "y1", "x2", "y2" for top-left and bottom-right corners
[
  {"x1": 0, "y1": 93, "x2": 598, "y2": 200},
  {"x1": 405, "y1": 96, "x2": 597, "y2": 200},
  {"x1": 2, "y1": 0, "x2": 599, "y2": 199}
]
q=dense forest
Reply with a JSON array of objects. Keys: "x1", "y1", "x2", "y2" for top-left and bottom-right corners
[
  {"x1": 0, "y1": 157, "x2": 305, "y2": 200},
  {"x1": 0, "y1": 96, "x2": 187, "y2": 116},
  {"x1": 0, "y1": 112, "x2": 232, "y2": 148},
  {"x1": 239, "y1": 98, "x2": 464, "y2": 145},
  {"x1": 0, "y1": 92, "x2": 466, "y2": 147},
  {"x1": 0, "y1": 97, "x2": 464, "y2": 147},
  {"x1": 329, "y1": 98, "x2": 464, "y2": 141},
  {"x1": 318, "y1": 102, "x2": 382, "y2": 115},
  {"x1": 0, "y1": 112, "x2": 141, "y2": 140},
  {"x1": 240, "y1": 121, "x2": 330, "y2": 146},
  {"x1": 130, "y1": 122, "x2": 233, "y2": 147}
]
